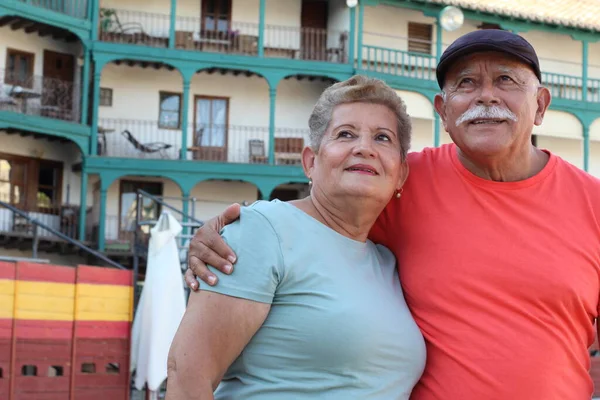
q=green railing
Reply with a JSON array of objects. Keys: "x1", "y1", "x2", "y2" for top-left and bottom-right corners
[
  {"x1": 362, "y1": 45, "x2": 436, "y2": 81},
  {"x1": 588, "y1": 78, "x2": 600, "y2": 103},
  {"x1": 542, "y1": 72, "x2": 583, "y2": 101},
  {"x1": 19, "y1": 0, "x2": 88, "y2": 19}
]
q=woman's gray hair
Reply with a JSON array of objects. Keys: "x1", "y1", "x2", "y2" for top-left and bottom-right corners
[{"x1": 308, "y1": 75, "x2": 412, "y2": 160}]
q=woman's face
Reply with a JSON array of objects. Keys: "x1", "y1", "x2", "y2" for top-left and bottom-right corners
[{"x1": 303, "y1": 102, "x2": 408, "y2": 204}]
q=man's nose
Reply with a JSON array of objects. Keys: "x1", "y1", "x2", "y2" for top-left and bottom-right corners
[{"x1": 476, "y1": 79, "x2": 500, "y2": 105}]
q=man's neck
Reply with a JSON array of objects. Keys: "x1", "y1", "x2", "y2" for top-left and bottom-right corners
[
  {"x1": 457, "y1": 145, "x2": 549, "y2": 182},
  {"x1": 292, "y1": 194, "x2": 382, "y2": 243}
]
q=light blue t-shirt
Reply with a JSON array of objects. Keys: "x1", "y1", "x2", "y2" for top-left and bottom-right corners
[{"x1": 202, "y1": 200, "x2": 426, "y2": 399}]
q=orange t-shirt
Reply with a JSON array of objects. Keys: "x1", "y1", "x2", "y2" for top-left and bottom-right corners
[{"x1": 370, "y1": 143, "x2": 600, "y2": 399}]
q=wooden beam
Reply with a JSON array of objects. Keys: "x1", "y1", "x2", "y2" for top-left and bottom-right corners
[
  {"x1": 11, "y1": 20, "x2": 34, "y2": 31},
  {"x1": 0, "y1": 17, "x2": 19, "y2": 27}
]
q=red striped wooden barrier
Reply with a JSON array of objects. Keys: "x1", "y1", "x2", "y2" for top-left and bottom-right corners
[{"x1": 0, "y1": 262, "x2": 133, "y2": 400}]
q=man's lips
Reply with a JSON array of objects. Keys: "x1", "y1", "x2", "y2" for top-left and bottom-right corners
[
  {"x1": 469, "y1": 118, "x2": 506, "y2": 125},
  {"x1": 345, "y1": 164, "x2": 379, "y2": 175}
]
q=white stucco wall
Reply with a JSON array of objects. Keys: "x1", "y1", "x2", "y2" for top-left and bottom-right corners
[
  {"x1": 537, "y1": 136, "x2": 583, "y2": 169},
  {"x1": 533, "y1": 110, "x2": 582, "y2": 140}
]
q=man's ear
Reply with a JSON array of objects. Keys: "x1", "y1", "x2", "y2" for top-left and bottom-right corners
[
  {"x1": 434, "y1": 93, "x2": 449, "y2": 132},
  {"x1": 534, "y1": 86, "x2": 551, "y2": 126},
  {"x1": 301, "y1": 146, "x2": 316, "y2": 181}
]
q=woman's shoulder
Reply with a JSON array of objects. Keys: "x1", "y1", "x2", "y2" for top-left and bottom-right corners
[{"x1": 222, "y1": 200, "x2": 290, "y2": 241}]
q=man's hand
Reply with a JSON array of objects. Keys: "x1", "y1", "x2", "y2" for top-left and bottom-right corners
[{"x1": 185, "y1": 203, "x2": 241, "y2": 290}]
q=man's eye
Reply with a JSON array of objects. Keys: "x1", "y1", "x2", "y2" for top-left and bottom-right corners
[
  {"x1": 458, "y1": 78, "x2": 474, "y2": 86},
  {"x1": 499, "y1": 75, "x2": 514, "y2": 82}
]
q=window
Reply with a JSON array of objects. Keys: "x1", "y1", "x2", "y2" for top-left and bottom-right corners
[
  {"x1": 158, "y1": 91, "x2": 181, "y2": 129},
  {"x1": 202, "y1": 0, "x2": 232, "y2": 32},
  {"x1": 100, "y1": 88, "x2": 113, "y2": 106},
  {"x1": 408, "y1": 22, "x2": 432, "y2": 54},
  {"x1": 0, "y1": 158, "x2": 26, "y2": 206},
  {"x1": 0, "y1": 153, "x2": 62, "y2": 212},
  {"x1": 5, "y1": 49, "x2": 34, "y2": 88}
]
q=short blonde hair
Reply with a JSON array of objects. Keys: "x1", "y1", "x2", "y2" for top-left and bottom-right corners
[{"x1": 308, "y1": 75, "x2": 412, "y2": 159}]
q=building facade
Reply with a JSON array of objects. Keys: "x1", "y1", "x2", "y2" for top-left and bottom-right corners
[{"x1": 0, "y1": 0, "x2": 600, "y2": 260}]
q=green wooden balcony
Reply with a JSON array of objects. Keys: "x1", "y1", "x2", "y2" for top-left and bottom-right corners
[
  {"x1": 96, "y1": 118, "x2": 308, "y2": 166},
  {"x1": 98, "y1": 8, "x2": 349, "y2": 64},
  {"x1": 17, "y1": 0, "x2": 88, "y2": 19}
]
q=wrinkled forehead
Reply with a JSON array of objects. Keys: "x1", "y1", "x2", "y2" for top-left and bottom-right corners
[{"x1": 445, "y1": 51, "x2": 537, "y2": 81}]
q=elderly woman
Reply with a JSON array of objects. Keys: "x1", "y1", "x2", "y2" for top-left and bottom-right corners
[{"x1": 166, "y1": 76, "x2": 425, "y2": 399}]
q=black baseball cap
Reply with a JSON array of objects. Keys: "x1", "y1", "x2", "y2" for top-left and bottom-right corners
[{"x1": 436, "y1": 29, "x2": 542, "y2": 89}]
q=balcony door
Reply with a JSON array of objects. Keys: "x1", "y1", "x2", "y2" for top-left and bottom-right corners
[
  {"x1": 42, "y1": 50, "x2": 75, "y2": 117},
  {"x1": 301, "y1": 0, "x2": 328, "y2": 61},
  {"x1": 193, "y1": 96, "x2": 228, "y2": 161}
]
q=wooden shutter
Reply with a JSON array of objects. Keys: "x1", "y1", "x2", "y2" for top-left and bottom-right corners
[{"x1": 408, "y1": 22, "x2": 432, "y2": 54}]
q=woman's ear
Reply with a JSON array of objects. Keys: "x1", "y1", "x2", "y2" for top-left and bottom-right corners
[
  {"x1": 396, "y1": 160, "x2": 409, "y2": 190},
  {"x1": 301, "y1": 146, "x2": 316, "y2": 181}
]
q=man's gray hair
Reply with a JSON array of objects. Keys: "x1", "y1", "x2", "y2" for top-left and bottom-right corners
[{"x1": 308, "y1": 75, "x2": 412, "y2": 160}]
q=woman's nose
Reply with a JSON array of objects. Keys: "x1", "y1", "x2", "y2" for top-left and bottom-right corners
[{"x1": 353, "y1": 135, "x2": 376, "y2": 158}]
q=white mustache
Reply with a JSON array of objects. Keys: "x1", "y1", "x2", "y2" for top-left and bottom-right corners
[{"x1": 455, "y1": 105, "x2": 518, "y2": 126}]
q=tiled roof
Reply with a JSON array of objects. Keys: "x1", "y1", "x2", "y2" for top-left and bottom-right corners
[{"x1": 426, "y1": 0, "x2": 600, "y2": 32}]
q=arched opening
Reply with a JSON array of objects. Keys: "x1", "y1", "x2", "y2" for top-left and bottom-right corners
[
  {"x1": 189, "y1": 179, "x2": 260, "y2": 221},
  {"x1": 97, "y1": 59, "x2": 182, "y2": 159},
  {"x1": 92, "y1": 174, "x2": 184, "y2": 258},
  {"x1": 187, "y1": 68, "x2": 270, "y2": 163},
  {"x1": 0, "y1": 133, "x2": 86, "y2": 263},
  {"x1": 0, "y1": 15, "x2": 84, "y2": 124},
  {"x1": 272, "y1": 74, "x2": 337, "y2": 166},
  {"x1": 269, "y1": 182, "x2": 310, "y2": 201},
  {"x1": 533, "y1": 110, "x2": 583, "y2": 169}
]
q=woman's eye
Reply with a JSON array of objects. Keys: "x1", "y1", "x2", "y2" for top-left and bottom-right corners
[
  {"x1": 376, "y1": 134, "x2": 391, "y2": 141},
  {"x1": 338, "y1": 130, "x2": 353, "y2": 138}
]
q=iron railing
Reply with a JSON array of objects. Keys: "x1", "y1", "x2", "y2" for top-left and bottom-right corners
[
  {"x1": 96, "y1": 119, "x2": 309, "y2": 165},
  {"x1": 19, "y1": 0, "x2": 88, "y2": 19},
  {"x1": 99, "y1": 8, "x2": 170, "y2": 48},
  {"x1": 0, "y1": 199, "x2": 125, "y2": 269},
  {"x1": 0, "y1": 201, "x2": 80, "y2": 241},
  {"x1": 362, "y1": 44, "x2": 437, "y2": 80},
  {"x1": 99, "y1": 8, "x2": 348, "y2": 63},
  {"x1": 97, "y1": 118, "x2": 181, "y2": 159},
  {"x1": 0, "y1": 69, "x2": 80, "y2": 122}
]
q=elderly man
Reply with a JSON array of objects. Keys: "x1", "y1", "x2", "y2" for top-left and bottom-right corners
[{"x1": 184, "y1": 30, "x2": 600, "y2": 399}]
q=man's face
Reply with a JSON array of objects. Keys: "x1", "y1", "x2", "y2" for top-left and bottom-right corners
[{"x1": 434, "y1": 52, "x2": 550, "y2": 158}]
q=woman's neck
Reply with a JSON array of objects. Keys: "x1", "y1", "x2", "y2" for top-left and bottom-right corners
[{"x1": 291, "y1": 191, "x2": 384, "y2": 242}]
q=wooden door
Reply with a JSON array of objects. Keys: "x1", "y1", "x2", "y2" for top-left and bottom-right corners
[
  {"x1": 301, "y1": 0, "x2": 328, "y2": 61},
  {"x1": 193, "y1": 96, "x2": 228, "y2": 161},
  {"x1": 42, "y1": 50, "x2": 75, "y2": 116}
]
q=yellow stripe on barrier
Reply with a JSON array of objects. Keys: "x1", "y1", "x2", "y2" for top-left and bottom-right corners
[
  {"x1": 75, "y1": 283, "x2": 133, "y2": 322},
  {"x1": 2, "y1": 280, "x2": 134, "y2": 322},
  {"x1": 15, "y1": 281, "x2": 75, "y2": 321},
  {"x1": 0, "y1": 280, "x2": 15, "y2": 319}
]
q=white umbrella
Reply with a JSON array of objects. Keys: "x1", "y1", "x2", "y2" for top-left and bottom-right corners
[{"x1": 130, "y1": 211, "x2": 186, "y2": 399}]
